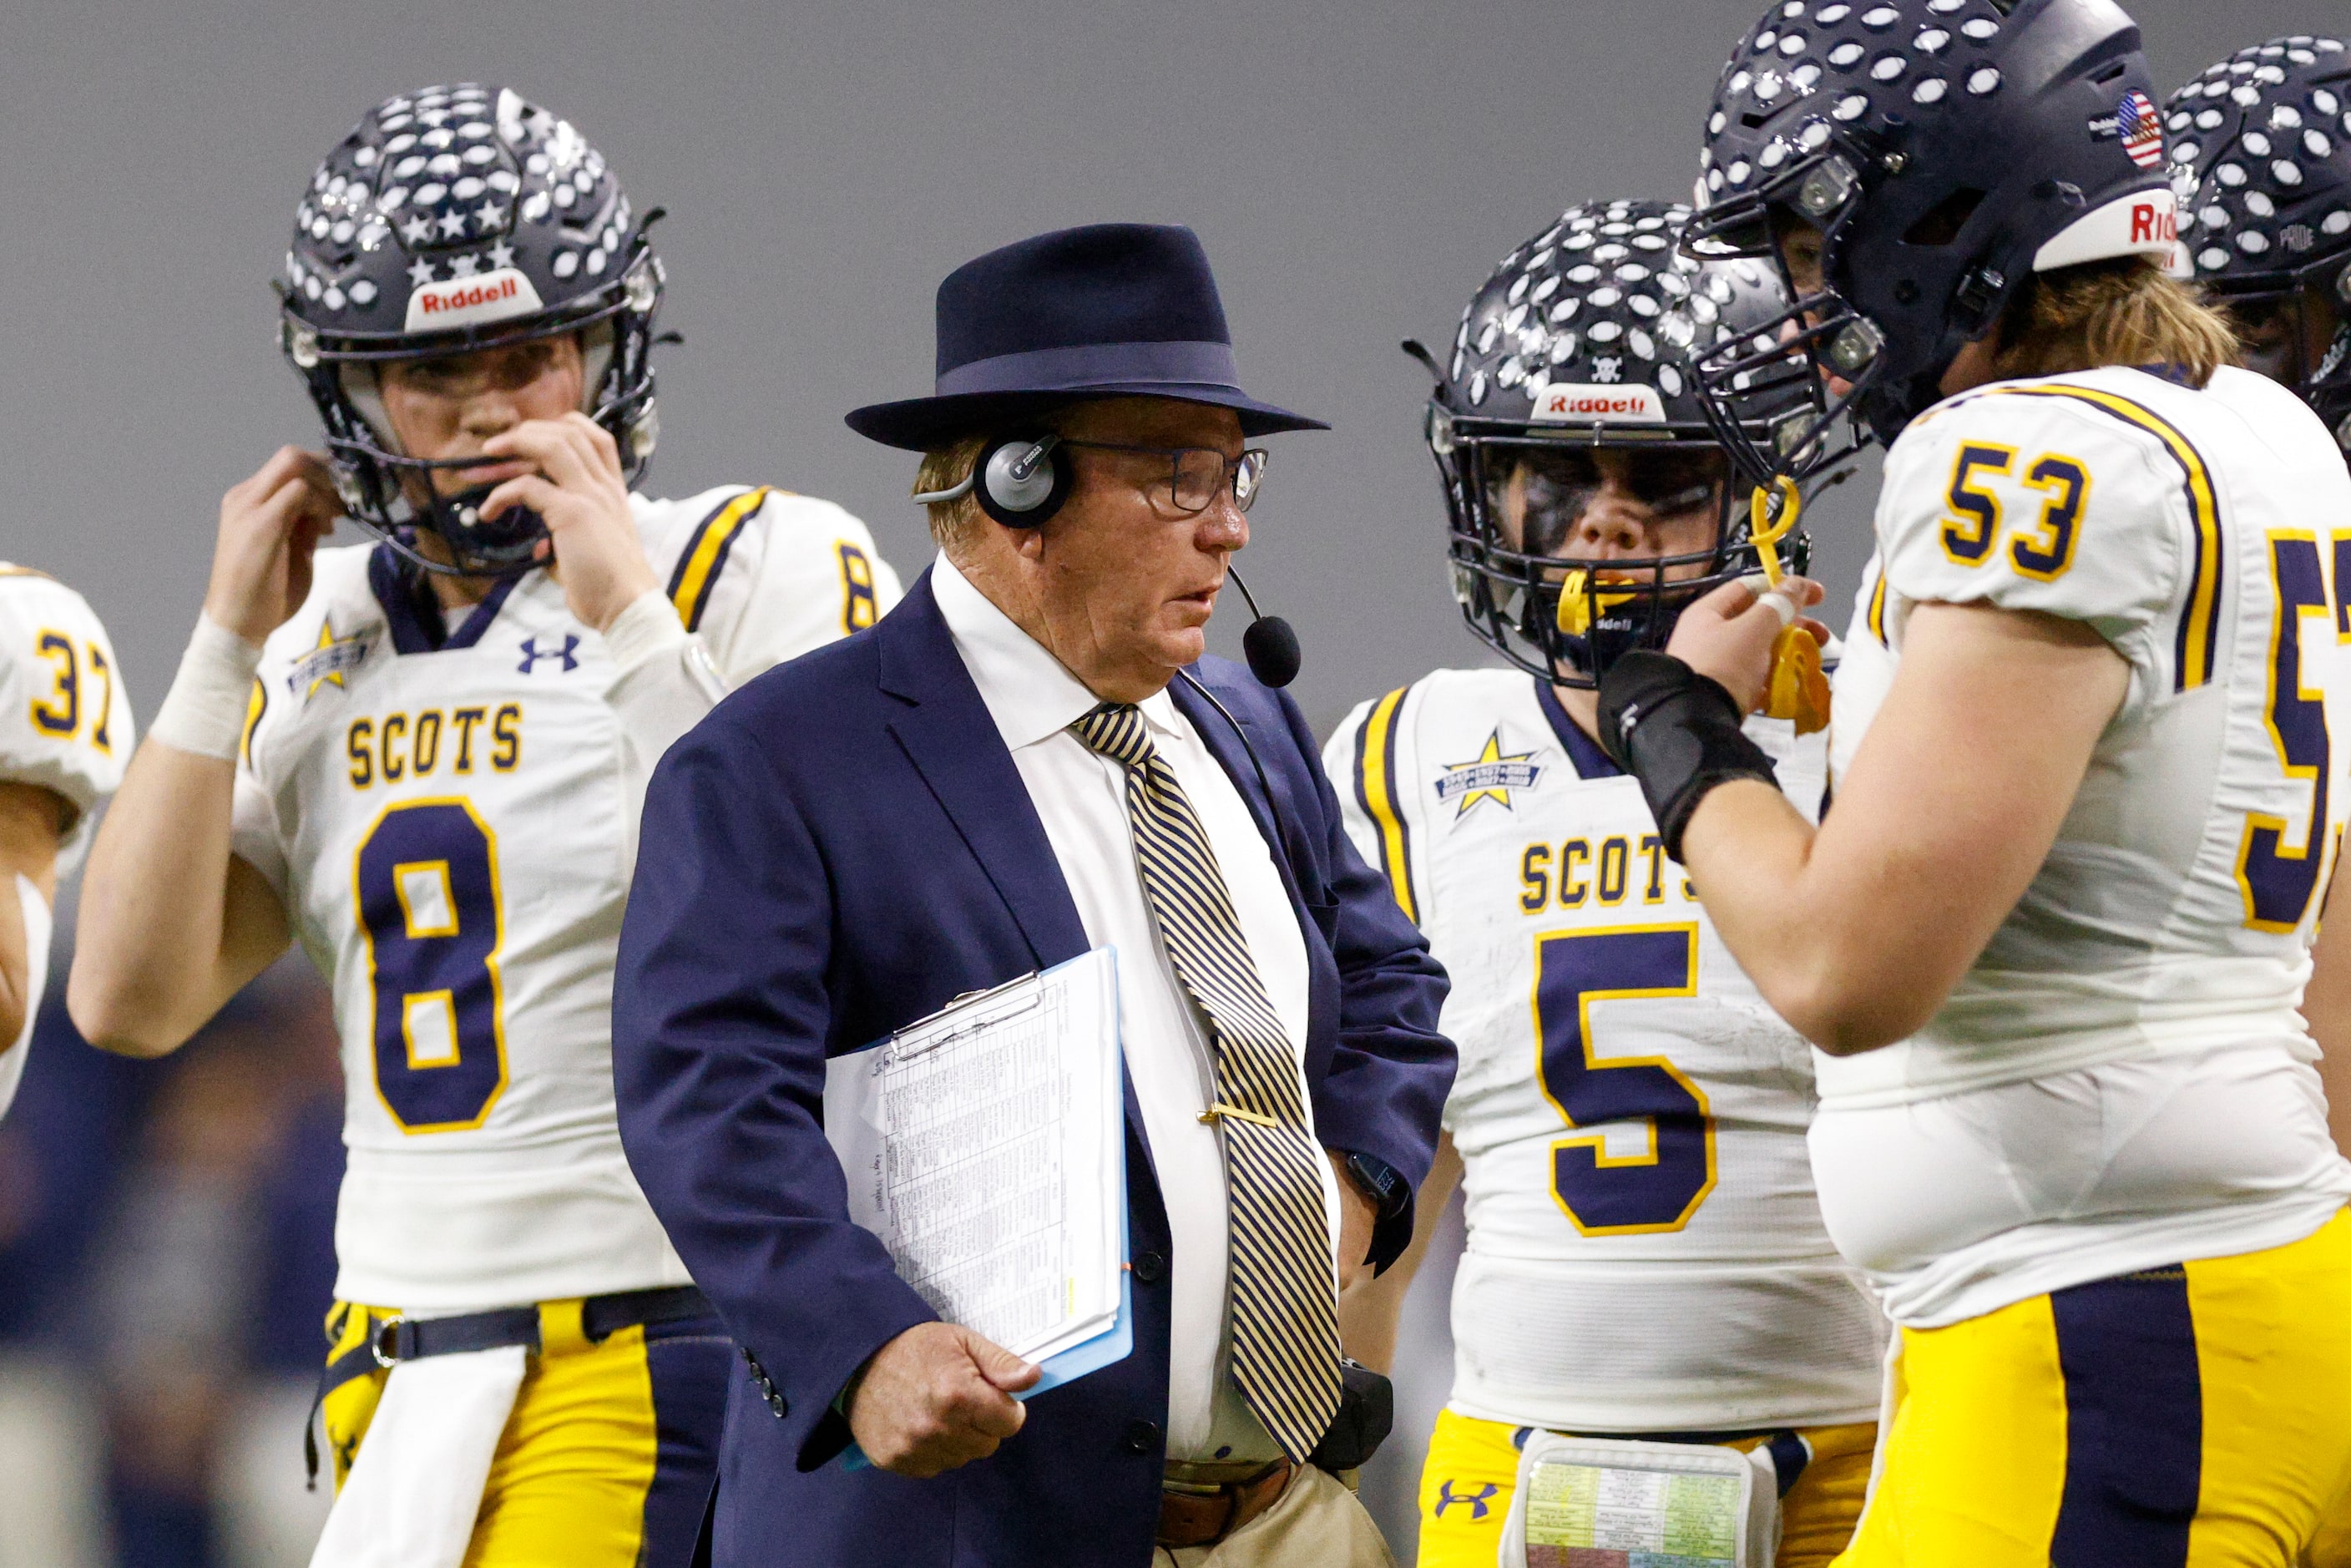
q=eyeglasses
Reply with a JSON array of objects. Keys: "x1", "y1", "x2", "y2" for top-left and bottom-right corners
[{"x1": 1060, "y1": 439, "x2": 1270, "y2": 515}]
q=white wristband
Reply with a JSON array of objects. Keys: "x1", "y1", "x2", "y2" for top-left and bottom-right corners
[
  {"x1": 599, "y1": 589, "x2": 692, "y2": 675},
  {"x1": 147, "y1": 614, "x2": 264, "y2": 761}
]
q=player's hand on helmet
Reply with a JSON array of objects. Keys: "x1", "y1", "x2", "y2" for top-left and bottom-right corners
[
  {"x1": 478, "y1": 412, "x2": 656, "y2": 634},
  {"x1": 1664, "y1": 575, "x2": 1829, "y2": 715},
  {"x1": 847, "y1": 1321, "x2": 1040, "y2": 1478},
  {"x1": 207, "y1": 447, "x2": 344, "y2": 645}
]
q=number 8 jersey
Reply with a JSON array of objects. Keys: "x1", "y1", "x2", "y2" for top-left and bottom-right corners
[
  {"x1": 1327, "y1": 673, "x2": 1884, "y2": 1434},
  {"x1": 232, "y1": 487, "x2": 899, "y2": 1313}
]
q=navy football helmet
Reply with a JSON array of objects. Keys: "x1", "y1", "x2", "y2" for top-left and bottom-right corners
[
  {"x1": 1423, "y1": 200, "x2": 1813, "y2": 685},
  {"x1": 2168, "y1": 37, "x2": 2351, "y2": 458},
  {"x1": 1684, "y1": 0, "x2": 2181, "y2": 487},
  {"x1": 278, "y1": 84, "x2": 665, "y2": 576}
]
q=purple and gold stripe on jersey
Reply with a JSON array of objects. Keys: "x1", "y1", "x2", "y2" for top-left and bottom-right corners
[
  {"x1": 666, "y1": 487, "x2": 771, "y2": 633},
  {"x1": 242, "y1": 676, "x2": 267, "y2": 765},
  {"x1": 1354, "y1": 686, "x2": 1418, "y2": 924},
  {"x1": 1964, "y1": 382, "x2": 2223, "y2": 691}
]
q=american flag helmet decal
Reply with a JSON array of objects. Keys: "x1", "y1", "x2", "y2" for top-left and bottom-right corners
[{"x1": 2119, "y1": 89, "x2": 2166, "y2": 168}]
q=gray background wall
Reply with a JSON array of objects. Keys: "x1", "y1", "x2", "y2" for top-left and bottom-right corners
[{"x1": 0, "y1": 1, "x2": 2326, "y2": 1560}]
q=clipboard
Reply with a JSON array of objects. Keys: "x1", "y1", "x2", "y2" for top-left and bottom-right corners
[{"x1": 824, "y1": 947, "x2": 1133, "y2": 1467}]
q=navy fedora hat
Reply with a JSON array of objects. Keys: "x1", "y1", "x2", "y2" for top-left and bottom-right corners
[{"x1": 846, "y1": 223, "x2": 1327, "y2": 451}]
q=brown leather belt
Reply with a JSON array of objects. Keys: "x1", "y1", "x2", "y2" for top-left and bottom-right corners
[{"x1": 1155, "y1": 1457, "x2": 1295, "y2": 1550}]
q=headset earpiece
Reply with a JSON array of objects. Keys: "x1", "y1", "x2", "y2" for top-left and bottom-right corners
[
  {"x1": 973, "y1": 434, "x2": 1073, "y2": 528},
  {"x1": 908, "y1": 432, "x2": 1074, "y2": 526}
]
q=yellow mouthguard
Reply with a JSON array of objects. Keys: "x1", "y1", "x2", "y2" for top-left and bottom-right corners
[
  {"x1": 1747, "y1": 478, "x2": 1829, "y2": 736},
  {"x1": 1555, "y1": 570, "x2": 1640, "y2": 637},
  {"x1": 1748, "y1": 475, "x2": 1801, "y2": 587}
]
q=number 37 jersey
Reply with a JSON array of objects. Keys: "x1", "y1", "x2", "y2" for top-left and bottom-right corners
[
  {"x1": 232, "y1": 487, "x2": 900, "y2": 1312},
  {"x1": 1327, "y1": 670, "x2": 1883, "y2": 1434},
  {"x1": 0, "y1": 567, "x2": 131, "y2": 1120}
]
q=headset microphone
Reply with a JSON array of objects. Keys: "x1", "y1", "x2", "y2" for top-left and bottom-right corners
[{"x1": 1226, "y1": 564, "x2": 1301, "y2": 689}]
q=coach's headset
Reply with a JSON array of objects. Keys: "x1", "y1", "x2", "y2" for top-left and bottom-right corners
[{"x1": 913, "y1": 432, "x2": 1303, "y2": 692}]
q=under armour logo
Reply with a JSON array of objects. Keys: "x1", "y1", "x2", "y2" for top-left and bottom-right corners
[
  {"x1": 1433, "y1": 1480, "x2": 1497, "y2": 1520},
  {"x1": 518, "y1": 635, "x2": 579, "y2": 674}
]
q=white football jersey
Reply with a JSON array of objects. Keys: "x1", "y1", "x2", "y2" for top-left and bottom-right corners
[
  {"x1": 231, "y1": 488, "x2": 901, "y2": 1311},
  {"x1": 0, "y1": 565, "x2": 133, "y2": 1116},
  {"x1": 1327, "y1": 669, "x2": 1883, "y2": 1433},
  {"x1": 1816, "y1": 366, "x2": 2351, "y2": 1326}
]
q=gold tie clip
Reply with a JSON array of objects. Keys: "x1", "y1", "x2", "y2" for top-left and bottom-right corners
[{"x1": 1198, "y1": 1102, "x2": 1281, "y2": 1129}]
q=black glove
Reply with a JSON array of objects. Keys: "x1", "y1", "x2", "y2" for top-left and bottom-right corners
[{"x1": 1596, "y1": 650, "x2": 1778, "y2": 862}]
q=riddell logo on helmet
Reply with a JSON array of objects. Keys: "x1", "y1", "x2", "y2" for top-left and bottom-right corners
[
  {"x1": 2129, "y1": 202, "x2": 2177, "y2": 246},
  {"x1": 403, "y1": 268, "x2": 546, "y2": 332},
  {"x1": 2031, "y1": 187, "x2": 2179, "y2": 272},
  {"x1": 423, "y1": 276, "x2": 517, "y2": 315},
  {"x1": 1528, "y1": 384, "x2": 1666, "y2": 424}
]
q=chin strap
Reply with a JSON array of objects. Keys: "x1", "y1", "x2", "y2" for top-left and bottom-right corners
[{"x1": 1746, "y1": 478, "x2": 1830, "y2": 736}]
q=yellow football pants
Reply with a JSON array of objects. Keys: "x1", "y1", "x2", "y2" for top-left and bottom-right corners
[
  {"x1": 321, "y1": 1297, "x2": 730, "y2": 1567},
  {"x1": 1417, "y1": 1404, "x2": 1877, "y2": 1568},
  {"x1": 1840, "y1": 1209, "x2": 2351, "y2": 1568}
]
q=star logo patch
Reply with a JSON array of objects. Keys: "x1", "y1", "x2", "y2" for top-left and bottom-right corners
[
  {"x1": 1433, "y1": 730, "x2": 1545, "y2": 818},
  {"x1": 286, "y1": 620, "x2": 371, "y2": 705}
]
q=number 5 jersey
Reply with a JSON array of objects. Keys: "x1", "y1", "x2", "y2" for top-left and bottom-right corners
[
  {"x1": 231, "y1": 487, "x2": 900, "y2": 1313},
  {"x1": 0, "y1": 566, "x2": 131, "y2": 1118},
  {"x1": 1327, "y1": 672, "x2": 1885, "y2": 1434}
]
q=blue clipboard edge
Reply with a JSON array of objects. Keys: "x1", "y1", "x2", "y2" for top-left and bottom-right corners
[{"x1": 840, "y1": 947, "x2": 1133, "y2": 1470}]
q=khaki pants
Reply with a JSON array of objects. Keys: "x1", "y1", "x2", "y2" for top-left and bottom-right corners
[{"x1": 1155, "y1": 1464, "x2": 1398, "y2": 1568}]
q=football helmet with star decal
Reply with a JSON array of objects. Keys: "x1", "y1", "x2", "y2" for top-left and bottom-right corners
[
  {"x1": 2167, "y1": 36, "x2": 2351, "y2": 459},
  {"x1": 1418, "y1": 199, "x2": 1812, "y2": 686},
  {"x1": 278, "y1": 84, "x2": 665, "y2": 575}
]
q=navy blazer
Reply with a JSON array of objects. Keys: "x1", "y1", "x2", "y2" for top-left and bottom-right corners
[{"x1": 613, "y1": 569, "x2": 1453, "y2": 1568}]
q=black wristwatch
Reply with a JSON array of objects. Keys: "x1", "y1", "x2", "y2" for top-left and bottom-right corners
[{"x1": 1340, "y1": 1151, "x2": 1409, "y2": 1222}]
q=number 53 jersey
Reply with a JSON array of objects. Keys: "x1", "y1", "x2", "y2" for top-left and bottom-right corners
[
  {"x1": 1327, "y1": 671, "x2": 1884, "y2": 1434},
  {"x1": 232, "y1": 487, "x2": 901, "y2": 1313},
  {"x1": 1816, "y1": 364, "x2": 2351, "y2": 1328}
]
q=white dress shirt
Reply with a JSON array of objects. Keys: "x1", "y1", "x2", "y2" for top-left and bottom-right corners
[{"x1": 932, "y1": 553, "x2": 1338, "y2": 1464}]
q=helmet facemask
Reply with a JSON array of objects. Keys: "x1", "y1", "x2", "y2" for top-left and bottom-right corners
[
  {"x1": 2217, "y1": 260, "x2": 2351, "y2": 435},
  {"x1": 1688, "y1": 0, "x2": 2184, "y2": 486},
  {"x1": 278, "y1": 83, "x2": 667, "y2": 578},
  {"x1": 1423, "y1": 197, "x2": 1819, "y2": 685},
  {"x1": 1436, "y1": 411, "x2": 1802, "y2": 688},
  {"x1": 1682, "y1": 145, "x2": 1891, "y2": 490},
  {"x1": 291, "y1": 251, "x2": 662, "y2": 579}
]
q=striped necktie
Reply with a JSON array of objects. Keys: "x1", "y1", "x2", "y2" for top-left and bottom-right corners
[{"x1": 1069, "y1": 701, "x2": 1342, "y2": 1463}]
